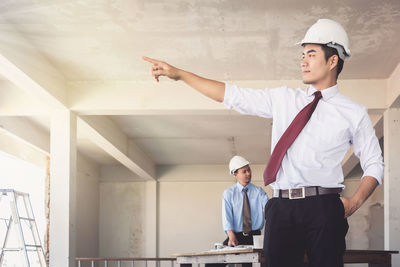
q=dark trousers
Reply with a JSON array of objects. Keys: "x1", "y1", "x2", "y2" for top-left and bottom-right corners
[
  {"x1": 222, "y1": 230, "x2": 260, "y2": 246},
  {"x1": 263, "y1": 194, "x2": 349, "y2": 267},
  {"x1": 207, "y1": 230, "x2": 260, "y2": 267}
]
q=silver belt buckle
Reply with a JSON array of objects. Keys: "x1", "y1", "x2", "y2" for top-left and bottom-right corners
[
  {"x1": 243, "y1": 232, "x2": 249, "y2": 236},
  {"x1": 289, "y1": 187, "x2": 305, "y2": 199}
]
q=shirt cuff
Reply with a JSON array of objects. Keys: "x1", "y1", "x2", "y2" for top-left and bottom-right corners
[
  {"x1": 362, "y1": 164, "x2": 384, "y2": 185},
  {"x1": 222, "y1": 83, "x2": 235, "y2": 109}
]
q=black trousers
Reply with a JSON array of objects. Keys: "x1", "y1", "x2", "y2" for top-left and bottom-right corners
[
  {"x1": 263, "y1": 194, "x2": 349, "y2": 267},
  {"x1": 207, "y1": 230, "x2": 260, "y2": 267},
  {"x1": 222, "y1": 230, "x2": 260, "y2": 246}
]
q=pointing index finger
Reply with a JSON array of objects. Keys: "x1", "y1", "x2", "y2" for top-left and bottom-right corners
[{"x1": 142, "y1": 56, "x2": 159, "y2": 64}]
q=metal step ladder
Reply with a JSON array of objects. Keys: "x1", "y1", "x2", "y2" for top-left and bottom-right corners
[{"x1": 0, "y1": 189, "x2": 46, "y2": 267}]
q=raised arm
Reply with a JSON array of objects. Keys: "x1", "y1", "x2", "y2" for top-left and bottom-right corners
[{"x1": 143, "y1": 56, "x2": 225, "y2": 102}]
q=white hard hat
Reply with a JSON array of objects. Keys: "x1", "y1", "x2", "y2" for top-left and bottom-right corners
[
  {"x1": 298, "y1": 19, "x2": 351, "y2": 60},
  {"x1": 229, "y1": 155, "x2": 250, "y2": 175}
]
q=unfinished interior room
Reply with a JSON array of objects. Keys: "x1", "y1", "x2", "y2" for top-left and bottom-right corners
[{"x1": 0, "y1": 0, "x2": 399, "y2": 266}]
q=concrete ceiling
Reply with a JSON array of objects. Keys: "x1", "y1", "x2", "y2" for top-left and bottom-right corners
[
  {"x1": 0, "y1": 0, "x2": 398, "y2": 175},
  {"x1": 111, "y1": 114, "x2": 271, "y2": 164},
  {"x1": 1, "y1": 0, "x2": 399, "y2": 81}
]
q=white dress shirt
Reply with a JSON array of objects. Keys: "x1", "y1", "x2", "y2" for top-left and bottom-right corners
[{"x1": 223, "y1": 83, "x2": 384, "y2": 190}]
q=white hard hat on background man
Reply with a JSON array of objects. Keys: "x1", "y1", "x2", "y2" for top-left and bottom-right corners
[
  {"x1": 298, "y1": 18, "x2": 351, "y2": 60},
  {"x1": 229, "y1": 155, "x2": 250, "y2": 174}
]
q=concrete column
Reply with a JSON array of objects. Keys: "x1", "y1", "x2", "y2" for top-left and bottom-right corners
[
  {"x1": 144, "y1": 180, "x2": 158, "y2": 257},
  {"x1": 49, "y1": 110, "x2": 77, "y2": 267},
  {"x1": 384, "y1": 108, "x2": 400, "y2": 265}
]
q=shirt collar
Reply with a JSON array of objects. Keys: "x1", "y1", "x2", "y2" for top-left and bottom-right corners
[
  {"x1": 236, "y1": 182, "x2": 250, "y2": 191},
  {"x1": 306, "y1": 84, "x2": 339, "y2": 101}
]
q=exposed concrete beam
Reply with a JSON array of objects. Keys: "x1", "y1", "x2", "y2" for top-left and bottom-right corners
[
  {"x1": 157, "y1": 164, "x2": 263, "y2": 182},
  {"x1": 387, "y1": 63, "x2": 400, "y2": 108},
  {"x1": 68, "y1": 79, "x2": 387, "y2": 115},
  {"x1": 0, "y1": 80, "x2": 52, "y2": 116},
  {"x1": 0, "y1": 20, "x2": 67, "y2": 109},
  {"x1": 342, "y1": 114, "x2": 383, "y2": 178},
  {"x1": 0, "y1": 116, "x2": 49, "y2": 154},
  {"x1": 78, "y1": 116, "x2": 156, "y2": 180},
  {"x1": 128, "y1": 140, "x2": 157, "y2": 178},
  {"x1": 100, "y1": 165, "x2": 141, "y2": 182}
]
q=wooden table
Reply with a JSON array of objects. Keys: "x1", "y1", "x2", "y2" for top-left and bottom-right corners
[{"x1": 173, "y1": 248, "x2": 398, "y2": 267}]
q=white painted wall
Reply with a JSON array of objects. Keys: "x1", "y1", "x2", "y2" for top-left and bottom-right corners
[{"x1": 76, "y1": 153, "x2": 100, "y2": 257}]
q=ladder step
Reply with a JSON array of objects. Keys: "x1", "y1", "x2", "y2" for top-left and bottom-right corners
[
  {"x1": 0, "y1": 189, "x2": 46, "y2": 267},
  {"x1": 26, "y1": 244, "x2": 42, "y2": 248},
  {"x1": 27, "y1": 248, "x2": 42, "y2": 251},
  {"x1": 1, "y1": 248, "x2": 22, "y2": 251},
  {"x1": 19, "y1": 216, "x2": 35, "y2": 221}
]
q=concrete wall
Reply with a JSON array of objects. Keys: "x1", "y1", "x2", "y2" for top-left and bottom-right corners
[
  {"x1": 158, "y1": 180, "x2": 229, "y2": 255},
  {"x1": 343, "y1": 166, "x2": 384, "y2": 250},
  {"x1": 99, "y1": 181, "x2": 146, "y2": 257},
  {"x1": 342, "y1": 165, "x2": 384, "y2": 267},
  {"x1": 157, "y1": 164, "x2": 268, "y2": 256},
  {"x1": 76, "y1": 153, "x2": 100, "y2": 257},
  {"x1": 99, "y1": 164, "x2": 271, "y2": 258},
  {"x1": 99, "y1": 163, "x2": 384, "y2": 266}
]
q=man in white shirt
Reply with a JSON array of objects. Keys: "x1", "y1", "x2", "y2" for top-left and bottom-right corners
[{"x1": 143, "y1": 19, "x2": 383, "y2": 267}]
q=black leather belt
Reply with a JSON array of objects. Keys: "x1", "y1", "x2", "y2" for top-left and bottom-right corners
[
  {"x1": 236, "y1": 229, "x2": 261, "y2": 236},
  {"x1": 274, "y1": 186, "x2": 342, "y2": 199}
]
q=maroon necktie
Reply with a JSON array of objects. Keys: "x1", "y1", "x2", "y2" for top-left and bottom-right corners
[{"x1": 263, "y1": 91, "x2": 322, "y2": 186}]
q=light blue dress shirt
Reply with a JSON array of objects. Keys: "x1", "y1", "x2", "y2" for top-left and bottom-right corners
[{"x1": 222, "y1": 182, "x2": 269, "y2": 232}]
